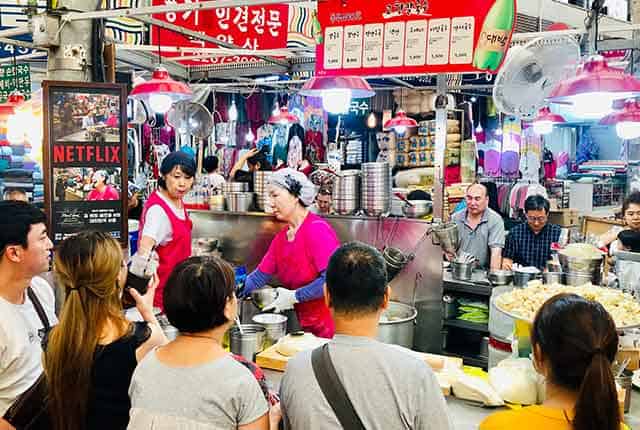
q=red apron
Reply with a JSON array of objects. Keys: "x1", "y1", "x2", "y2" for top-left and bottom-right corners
[{"x1": 139, "y1": 191, "x2": 192, "y2": 310}]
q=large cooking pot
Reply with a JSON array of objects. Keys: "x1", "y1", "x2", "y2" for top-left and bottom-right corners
[
  {"x1": 377, "y1": 301, "x2": 417, "y2": 348},
  {"x1": 431, "y1": 222, "x2": 458, "y2": 255}
]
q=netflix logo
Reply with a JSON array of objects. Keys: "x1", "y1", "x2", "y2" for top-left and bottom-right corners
[{"x1": 52, "y1": 144, "x2": 121, "y2": 165}]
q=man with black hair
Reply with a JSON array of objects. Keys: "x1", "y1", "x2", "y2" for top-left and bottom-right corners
[
  {"x1": 202, "y1": 155, "x2": 226, "y2": 194},
  {"x1": 502, "y1": 195, "x2": 561, "y2": 270},
  {"x1": 229, "y1": 147, "x2": 272, "y2": 191},
  {"x1": 0, "y1": 201, "x2": 57, "y2": 427},
  {"x1": 280, "y1": 242, "x2": 452, "y2": 430}
]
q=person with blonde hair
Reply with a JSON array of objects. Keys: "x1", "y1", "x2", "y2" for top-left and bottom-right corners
[{"x1": 44, "y1": 231, "x2": 166, "y2": 430}]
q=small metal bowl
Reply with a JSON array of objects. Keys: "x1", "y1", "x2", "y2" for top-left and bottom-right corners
[
  {"x1": 488, "y1": 269, "x2": 513, "y2": 285},
  {"x1": 402, "y1": 200, "x2": 433, "y2": 218},
  {"x1": 250, "y1": 288, "x2": 278, "y2": 309}
]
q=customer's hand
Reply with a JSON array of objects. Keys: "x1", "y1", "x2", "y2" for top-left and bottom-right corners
[
  {"x1": 269, "y1": 403, "x2": 282, "y2": 430},
  {"x1": 129, "y1": 273, "x2": 158, "y2": 323},
  {"x1": 444, "y1": 251, "x2": 456, "y2": 262},
  {"x1": 0, "y1": 418, "x2": 15, "y2": 430}
]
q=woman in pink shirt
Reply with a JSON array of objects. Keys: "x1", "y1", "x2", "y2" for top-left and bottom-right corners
[
  {"x1": 241, "y1": 168, "x2": 340, "y2": 338},
  {"x1": 87, "y1": 170, "x2": 120, "y2": 201}
]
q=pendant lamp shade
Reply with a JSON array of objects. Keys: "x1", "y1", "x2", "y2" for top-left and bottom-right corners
[
  {"x1": 268, "y1": 106, "x2": 299, "y2": 125},
  {"x1": 0, "y1": 92, "x2": 25, "y2": 116},
  {"x1": 547, "y1": 55, "x2": 640, "y2": 119},
  {"x1": 384, "y1": 110, "x2": 417, "y2": 134},
  {"x1": 532, "y1": 106, "x2": 565, "y2": 135},
  {"x1": 129, "y1": 66, "x2": 192, "y2": 114},
  {"x1": 600, "y1": 99, "x2": 640, "y2": 140},
  {"x1": 299, "y1": 76, "x2": 375, "y2": 98}
]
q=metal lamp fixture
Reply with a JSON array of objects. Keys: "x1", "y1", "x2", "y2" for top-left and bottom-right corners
[
  {"x1": 384, "y1": 110, "x2": 417, "y2": 135},
  {"x1": 268, "y1": 106, "x2": 299, "y2": 125},
  {"x1": 547, "y1": 55, "x2": 640, "y2": 120},
  {"x1": 532, "y1": 106, "x2": 565, "y2": 135},
  {"x1": 600, "y1": 99, "x2": 640, "y2": 140},
  {"x1": 299, "y1": 75, "x2": 375, "y2": 114},
  {"x1": 129, "y1": 66, "x2": 192, "y2": 114}
]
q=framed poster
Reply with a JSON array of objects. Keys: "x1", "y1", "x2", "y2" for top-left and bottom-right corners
[{"x1": 42, "y1": 81, "x2": 128, "y2": 246}]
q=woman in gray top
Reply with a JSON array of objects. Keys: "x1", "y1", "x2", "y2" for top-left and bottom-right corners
[{"x1": 128, "y1": 257, "x2": 269, "y2": 430}]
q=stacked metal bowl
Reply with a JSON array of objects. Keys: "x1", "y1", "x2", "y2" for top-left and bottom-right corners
[
  {"x1": 222, "y1": 182, "x2": 253, "y2": 212},
  {"x1": 254, "y1": 171, "x2": 273, "y2": 212},
  {"x1": 361, "y1": 162, "x2": 391, "y2": 217},
  {"x1": 332, "y1": 170, "x2": 360, "y2": 215},
  {"x1": 222, "y1": 182, "x2": 248, "y2": 193}
]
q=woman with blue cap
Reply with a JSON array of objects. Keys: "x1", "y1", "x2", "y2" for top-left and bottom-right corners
[
  {"x1": 240, "y1": 168, "x2": 340, "y2": 338},
  {"x1": 138, "y1": 151, "x2": 196, "y2": 310}
]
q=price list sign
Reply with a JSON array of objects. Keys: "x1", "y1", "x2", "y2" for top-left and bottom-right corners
[
  {"x1": 0, "y1": 63, "x2": 30, "y2": 102},
  {"x1": 316, "y1": 0, "x2": 516, "y2": 77},
  {"x1": 151, "y1": 0, "x2": 289, "y2": 66}
]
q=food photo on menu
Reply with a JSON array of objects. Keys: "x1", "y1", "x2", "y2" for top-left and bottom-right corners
[
  {"x1": 53, "y1": 167, "x2": 122, "y2": 202},
  {"x1": 51, "y1": 91, "x2": 120, "y2": 143}
]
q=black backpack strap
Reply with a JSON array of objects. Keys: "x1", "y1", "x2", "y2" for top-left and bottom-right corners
[
  {"x1": 27, "y1": 287, "x2": 50, "y2": 332},
  {"x1": 311, "y1": 344, "x2": 366, "y2": 430}
]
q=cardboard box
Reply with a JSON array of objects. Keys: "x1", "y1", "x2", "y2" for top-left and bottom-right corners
[{"x1": 548, "y1": 209, "x2": 580, "y2": 227}]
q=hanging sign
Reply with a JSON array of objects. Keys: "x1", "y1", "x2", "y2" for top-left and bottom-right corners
[
  {"x1": 151, "y1": 0, "x2": 289, "y2": 66},
  {"x1": 315, "y1": 0, "x2": 516, "y2": 77},
  {"x1": 42, "y1": 81, "x2": 128, "y2": 245},
  {"x1": 0, "y1": 63, "x2": 30, "y2": 102}
]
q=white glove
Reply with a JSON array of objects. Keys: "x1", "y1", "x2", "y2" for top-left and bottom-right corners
[{"x1": 263, "y1": 287, "x2": 298, "y2": 313}]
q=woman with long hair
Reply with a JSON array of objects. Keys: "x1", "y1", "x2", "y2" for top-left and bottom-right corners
[
  {"x1": 44, "y1": 231, "x2": 166, "y2": 430},
  {"x1": 480, "y1": 293, "x2": 623, "y2": 430},
  {"x1": 128, "y1": 256, "x2": 270, "y2": 430}
]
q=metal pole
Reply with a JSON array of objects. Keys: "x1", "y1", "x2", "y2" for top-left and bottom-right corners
[
  {"x1": 63, "y1": 0, "x2": 314, "y2": 21},
  {"x1": 433, "y1": 74, "x2": 448, "y2": 221}
]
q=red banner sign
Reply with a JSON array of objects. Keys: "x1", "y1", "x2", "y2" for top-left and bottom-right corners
[
  {"x1": 151, "y1": 0, "x2": 289, "y2": 66},
  {"x1": 315, "y1": 0, "x2": 516, "y2": 76}
]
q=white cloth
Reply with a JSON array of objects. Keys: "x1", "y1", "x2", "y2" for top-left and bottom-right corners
[
  {"x1": 0, "y1": 277, "x2": 57, "y2": 414},
  {"x1": 203, "y1": 173, "x2": 226, "y2": 193},
  {"x1": 141, "y1": 192, "x2": 185, "y2": 246}
]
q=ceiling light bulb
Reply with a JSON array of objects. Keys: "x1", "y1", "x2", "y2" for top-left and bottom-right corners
[
  {"x1": 475, "y1": 124, "x2": 483, "y2": 133},
  {"x1": 272, "y1": 102, "x2": 280, "y2": 118},
  {"x1": 148, "y1": 94, "x2": 173, "y2": 114},
  {"x1": 394, "y1": 125, "x2": 407, "y2": 135},
  {"x1": 533, "y1": 120, "x2": 554, "y2": 135},
  {"x1": 366, "y1": 112, "x2": 377, "y2": 129},
  {"x1": 569, "y1": 92, "x2": 617, "y2": 119},
  {"x1": 470, "y1": 96, "x2": 477, "y2": 103},
  {"x1": 616, "y1": 121, "x2": 640, "y2": 140},
  {"x1": 322, "y1": 89, "x2": 352, "y2": 114},
  {"x1": 228, "y1": 100, "x2": 238, "y2": 122},
  {"x1": 246, "y1": 129, "x2": 255, "y2": 142},
  {"x1": 495, "y1": 127, "x2": 503, "y2": 136}
]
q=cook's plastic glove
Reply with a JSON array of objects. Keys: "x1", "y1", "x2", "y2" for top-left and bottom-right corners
[{"x1": 263, "y1": 287, "x2": 298, "y2": 313}]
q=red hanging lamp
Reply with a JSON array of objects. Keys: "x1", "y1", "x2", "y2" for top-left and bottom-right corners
[
  {"x1": 129, "y1": 67, "x2": 192, "y2": 114},
  {"x1": 268, "y1": 106, "x2": 299, "y2": 125},
  {"x1": 384, "y1": 110, "x2": 417, "y2": 134},
  {"x1": 299, "y1": 76, "x2": 375, "y2": 114},
  {"x1": 532, "y1": 106, "x2": 565, "y2": 135},
  {"x1": 547, "y1": 55, "x2": 640, "y2": 120},
  {"x1": 600, "y1": 99, "x2": 640, "y2": 140}
]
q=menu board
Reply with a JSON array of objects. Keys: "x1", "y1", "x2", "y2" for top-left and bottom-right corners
[
  {"x1": 316, "y1": 0, "x2": 516, "y2": 77},
  {"x1": 42, "y1": 81, "x2": 128, "y2": 245}
]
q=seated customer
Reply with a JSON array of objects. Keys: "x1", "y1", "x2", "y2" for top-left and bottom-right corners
[
  {"x1": 128, "y1": 256, "x2": 269, "y2": 430},
  {"x1": 502, "y1": 195, "x2": 561, "y2": 270},
  {"x1": 280, "y1": 242, "x2": 452, "y2": 430},
  {"x1": 480, "y1": 293, "x2": 623, "y2": 430}
]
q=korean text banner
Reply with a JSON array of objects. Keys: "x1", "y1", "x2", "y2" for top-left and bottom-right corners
[
  {"x1": 151, "y1": 0, "x2": 289, "y2": 66},
  {"x1": 315, "y1": 0, "x2": 516, "y2": 76}
]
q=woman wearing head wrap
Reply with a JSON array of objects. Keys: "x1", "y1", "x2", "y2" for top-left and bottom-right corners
[
  {"x1": 241, "y1": 168, "x2": 340, "y2": 338},
  {"x1": 138, "y1": 151, "x2": 196, "y2": 310}
]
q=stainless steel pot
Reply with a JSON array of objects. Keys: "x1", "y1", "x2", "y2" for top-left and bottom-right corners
[
  {"x1": 402, "y1": 200, "x2": 433, "y2": 218},
  {"x1": 377, "y1": 301, "x2": 417, "y2": 348},
  {"x1": 564, "y1": 272, "x2": 595, "y2": 286},
  {"x1": 229, "y1": 324, "x2": 266, "y2": 361},
  {"x1": 542, "y1": 272, "x2": 563, "y2": 284},
  {"x1": 513, "y1": 268, "x2": 540, "y2": 287},
  {"x1": 431, "y1": 222, "x2": 459, "y2": 255},
  {"x1": 225, "y1": 192, "x2": 254, "y2": 212},
  {"x1": 451, "y1": 261, "x2": 474, "y2": 281},
  {"x1": 222, "y1": 182, "x2": 249, "y2": 193},
  {"x1": 252, "y1": 313, "x2": 287, "y2": 347}
]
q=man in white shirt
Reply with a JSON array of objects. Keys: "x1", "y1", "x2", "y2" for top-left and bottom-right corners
[{"x1": 0, "y1": 201, "x2": 56, "y2": 429}]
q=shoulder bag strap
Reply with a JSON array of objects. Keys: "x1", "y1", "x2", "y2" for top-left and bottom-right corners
[
  {"x1": 26, "y1": 287, "x2": 50, "y2": 332},
  {"x1": 311, "y1": 344, "x2": 366, "y2": 430}
]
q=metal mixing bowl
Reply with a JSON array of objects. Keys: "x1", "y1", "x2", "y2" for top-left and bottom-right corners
[{"x1": 488, "y1": 269, "x2": 513, "y2": 285}]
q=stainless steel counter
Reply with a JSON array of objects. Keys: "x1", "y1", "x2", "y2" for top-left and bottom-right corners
[
  {"x1": 189, "y1": 210, "x2": 444, "y2": 352},
  {"x1": 263, "y1": 369, "x2": 640, "y2": 429}
]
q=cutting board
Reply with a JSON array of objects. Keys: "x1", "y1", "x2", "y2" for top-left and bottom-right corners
[{"x1": 256, "y1": 344, "x2": 462, "y2": 396}]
